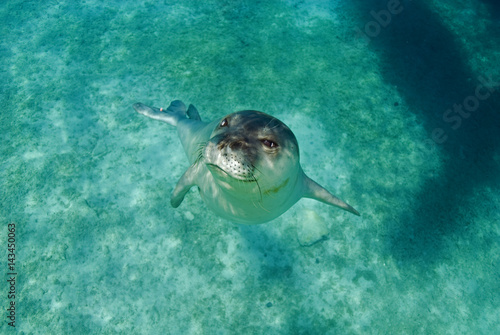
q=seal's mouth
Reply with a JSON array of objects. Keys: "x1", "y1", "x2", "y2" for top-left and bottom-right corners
[{"x1": 206, "y1": 163, "x2": 256, "y2": 182}]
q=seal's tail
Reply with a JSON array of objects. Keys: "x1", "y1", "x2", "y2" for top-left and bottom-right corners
[{"x1": 133, "y1": 100, "x2": 188, "y2": 126}]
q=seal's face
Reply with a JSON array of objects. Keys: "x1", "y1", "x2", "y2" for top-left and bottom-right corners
[{"x1": 203, "y1": 111, "x2": 300, "y2": 195}]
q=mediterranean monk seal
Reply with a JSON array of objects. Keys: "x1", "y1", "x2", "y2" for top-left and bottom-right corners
[{"x1": 133, "y1": 100, "x2": 359, "y2": 224}]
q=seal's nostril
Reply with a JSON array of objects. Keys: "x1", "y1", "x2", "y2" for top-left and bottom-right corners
[{"x1": 229, "y1": 140, "x2": 247, "y2": 150}]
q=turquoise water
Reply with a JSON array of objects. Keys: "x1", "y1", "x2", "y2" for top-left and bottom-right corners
[{"x1": 1, "y1": 0, "x2": 499, "y2": 333}]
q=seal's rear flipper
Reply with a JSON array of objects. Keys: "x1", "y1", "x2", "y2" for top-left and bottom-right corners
[
  {"x1": 133, "y1": 100, "x2": 187, "y2": 126},
  {"x1": 302, "y1": 175, "x2": 360, "y2": 216},
  {"x1": 187, "y1": 104, "x2": 201, "y2": 121}
]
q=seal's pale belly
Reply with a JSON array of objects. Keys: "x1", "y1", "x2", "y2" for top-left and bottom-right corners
[{"x1": 196, "y1": 166, "x2": 303, "y2": 224}]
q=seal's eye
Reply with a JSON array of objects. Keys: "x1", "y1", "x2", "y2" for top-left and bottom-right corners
[
  {"x1": 220, "y1": 118, "x2": 228, "y2": 127},
  {"x1": 261, "y1": 139, "x2": 278, "y2": 148}
]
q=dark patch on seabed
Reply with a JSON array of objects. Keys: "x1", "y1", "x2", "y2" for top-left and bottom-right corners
[
  {"x1": 480, "y1": 0, "x2": 500, "y2": 20},
  {"x1": 351, "y1": 0, "x2": 500, "y2": 265}
]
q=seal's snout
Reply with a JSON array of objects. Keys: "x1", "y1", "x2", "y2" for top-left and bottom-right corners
[
  {"x1": 228, "y1": 139, "x2": 249, "y2": 150},
  {"x1": 217, "y1": 135, "x2": 250, "y2": 151}
]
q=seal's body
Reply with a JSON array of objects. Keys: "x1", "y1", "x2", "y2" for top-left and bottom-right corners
[{"x1": 134, "y1": 100, "x2": 359, "y2": 224}]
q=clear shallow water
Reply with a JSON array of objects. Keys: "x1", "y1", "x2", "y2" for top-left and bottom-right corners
[{"x1": 1, "y1": 0, "x2": 499, "y2": 333}]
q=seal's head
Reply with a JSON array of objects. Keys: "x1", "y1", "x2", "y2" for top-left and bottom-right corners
[{"x1": 204, "y1": 111, "x2": 301, "y2": 197}]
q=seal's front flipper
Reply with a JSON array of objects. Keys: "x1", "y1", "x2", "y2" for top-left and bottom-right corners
[
  {"x1": 133, "y1": 100, "x2": 187, "y2": 126},
  {"x1": 303, "y1": 175, "x2": 360, "y2": 216},
  {"x1": 171, "y1": 164, "x2": 197, "y2": 207}
]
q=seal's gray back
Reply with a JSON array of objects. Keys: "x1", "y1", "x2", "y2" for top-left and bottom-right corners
[{"x1": 177, "y1": 119, "x2": 217, "y2": 164}]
